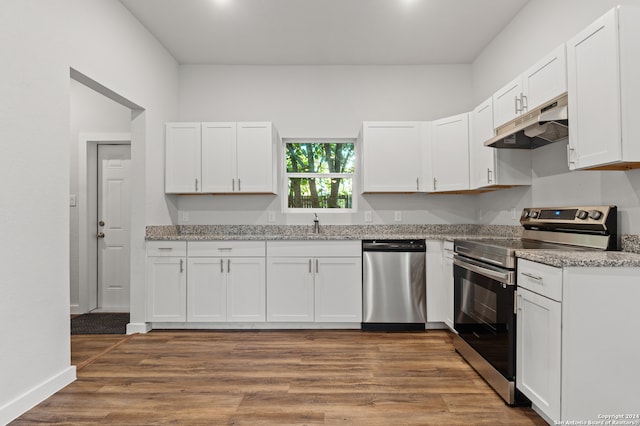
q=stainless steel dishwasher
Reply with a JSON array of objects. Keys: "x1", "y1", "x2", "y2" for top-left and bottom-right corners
[{"x1": 362, "y1": 239, "x2": 427, "y2": 331}]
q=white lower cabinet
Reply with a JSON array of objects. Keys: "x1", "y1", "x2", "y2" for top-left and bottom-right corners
[
  {"x1": 517, "y1": 259, "x2": 640, "y2": 423},
  {"x1": 146, "y1": 241, "x2": 266, "y2": 323},
  {"x1": 517, "y1": 286, "x2": 561, "y2": 421},
  {"x1": 147, "y1": 240, "x2": 361, "y2": 327},
  {"x1": 426, "y1": 240, "x2": 454, "y2": 330},
  {"x1": 425, "y1": 240, "x2": 445, "y2": 323},
  {"x1": 266, "y1": 257, "x2": 315, "y2": 322},
  {"x1": 442, "y1": 241, "x2": 455, "y2": 330},
  {"x1": 314, "y1": 257, "x2": 362, "y2": 322},
  {"x1": 146, "y1": 242, "x2": 187, "y2": 322},
  {"x1": 187, "y1": 256, "x2": 266, "y2": 322},
  {"x1": 187, "y1": 242, "x2": 266, "y2": 323},
  {"x1": 267, "y1": 241, "x2": 362, "y2": 324}
]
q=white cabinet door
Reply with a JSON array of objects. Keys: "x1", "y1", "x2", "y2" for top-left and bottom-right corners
[
  {"x1": 567, "y1": 8, "x2": 621, "y2": 170},
  {"x1": 227, "y1": 257, "x2": 266, "y2": 322},
  {"x1": 493, "y1": 76, "x2": 523, "y2": 129},
  {"x1": 470, "y1": 97, "x2": 496, "y2": 189},
  {"x1": 187, "y1": 258, "x2": 227, "y2": 322},
  {"x1": 146, "y1": 257, "x2": 186, "y2": 322},
  {"x1": 236, "y1": 122, "x2": 275, "y2": 193},
  {"x1": 442, "y1": 243, "x2": 454, "y2": 331},
  {"x1": 517, "y1": 287, "x2": 562, "y2": 422},
  {"x1": 266, "y1": 257, "x2": 314, "y2": 322},
  {"x1": 431, "y1": 113, "x2": 469, "y2": 192},
  {"x1": 165, "y1": 123, "x2": 201, "y2": 194},
  {"x1": 426, "y1": 241, "x2": 445, "y2": 323},
  {"x1": 201, "y1": 122, "x2": 236, "y2": 192},
  {"x1": 361, "y1": 122, "x2": 423, "y2": 192},
  {"x1": 522, "y1": 44, "x2": 567, "y2": 112},
  {"x1": 314, "y1": 257, "x2": 362, "y2": 323}
]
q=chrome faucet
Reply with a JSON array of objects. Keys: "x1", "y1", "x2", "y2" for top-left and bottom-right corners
[{"x1": 313, "y1": 213, "x2": 320, "y2": 234}]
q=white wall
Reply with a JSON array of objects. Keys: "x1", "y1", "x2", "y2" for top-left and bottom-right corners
[
  {"x1": 472, "y1": 0, "x2": 640, "y2": 233},
  {"x1": 69, "y1": 79, "x2": 131, "y2": 312},
  {"x1": 178, "y1": 64, "x2": 478, "y2": 224},
  {"x1": 0, "y1": 0, "x2": 178, "y2": 423}
]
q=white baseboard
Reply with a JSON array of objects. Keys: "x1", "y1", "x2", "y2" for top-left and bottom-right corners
[
  {"x1": 149, "y1": 322, "x2": 362, "y2": 330},
  {"x1": 126, "y1": 322, "x2": 151, "y2": 334},
  {"x1": 0, "y1": 366, "x2": 76, "y2": 425}
]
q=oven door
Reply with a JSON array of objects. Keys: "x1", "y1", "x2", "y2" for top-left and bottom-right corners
[{"x1": 453, "y1": 255, "x2": 516, "y2": 381}]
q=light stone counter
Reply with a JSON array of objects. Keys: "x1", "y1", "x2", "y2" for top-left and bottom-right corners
[
  {"x1": 145, "y1": 224, "x2": 522, "y2": 242},
  {"x1": 516, "y1": 250, "x2": 640, "y2": 268}
]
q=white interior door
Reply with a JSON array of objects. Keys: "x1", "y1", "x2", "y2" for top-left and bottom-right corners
[{"x1": 97, "y1": 144, "x2": 131, "y2": 312}]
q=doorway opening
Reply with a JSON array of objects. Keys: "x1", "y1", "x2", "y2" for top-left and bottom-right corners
[{"x1": 76, "y1": 136, "x2": 131, "y2": 314}]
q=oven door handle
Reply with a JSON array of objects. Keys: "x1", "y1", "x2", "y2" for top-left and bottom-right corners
[{"x1": 453, "y1": 255, "x2": 515, "y2": 285}]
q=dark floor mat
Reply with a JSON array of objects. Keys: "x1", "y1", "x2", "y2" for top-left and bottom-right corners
[{"x1": 71, "y1": 313, "x2": 129, "y2": 335}]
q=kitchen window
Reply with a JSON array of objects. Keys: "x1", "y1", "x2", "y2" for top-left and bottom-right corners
[{"x1": 283, "y1": 139, "x2": 356, "y2": 212}]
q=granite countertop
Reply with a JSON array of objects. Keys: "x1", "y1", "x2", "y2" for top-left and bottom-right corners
[
  {"x1": 514, "y1": 235, "x2": 640, "y2": 267},
  {"x1": 145, "y1": 224, "x2": 521, "y2": 242},
  {"x1": 516, "y1": 249, "x2": 640, "y2": 268}
]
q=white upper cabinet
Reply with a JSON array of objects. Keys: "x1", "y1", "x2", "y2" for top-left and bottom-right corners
[
  {"x1": 431, "y1": 113, "x2": 470, "y2": 192},
  {"x1": 567, "y1": 6, "x2": 640, "y2": 171},
  {"x1": 493, "y1": 44, "x2": 567, "y2": 129},
  {"x1": 522, "y1": 44, "x2": 567, "y2": 113},
  {"x1": 165, "y1": 123, "x2": 202, "y2": 194},
  {"x1": 236, "y1": 122, "x2": 278, "y2": 193},
  {"x1": 470, "y1": 97, "x2": 531, "y2": 189},
  {"x1": 201, "y1": 122, "x2": 236, "y2": 193},
  {"x1": 166, "y1": 121, "x2": 278, "y2": 194},
  {"x1": 360, "y1": 121, "x2": 429, "y2": 193},
  {"x1": 493, "y1": 75, "x2": 524, "y2": 130}
]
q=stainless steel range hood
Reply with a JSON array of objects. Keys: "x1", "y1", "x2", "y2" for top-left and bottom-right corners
[{"x1": 485, "y1": 93, "x2": 568, "y2": 149}]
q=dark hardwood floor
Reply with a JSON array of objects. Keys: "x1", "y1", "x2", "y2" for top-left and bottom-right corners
[{"x1": 13, "y1": 330, "x2": 546, "y2": 425}]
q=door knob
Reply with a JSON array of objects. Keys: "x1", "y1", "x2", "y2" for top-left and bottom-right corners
[{"x1": 97, "y1": 232, "x2": 105, "y2": 239}]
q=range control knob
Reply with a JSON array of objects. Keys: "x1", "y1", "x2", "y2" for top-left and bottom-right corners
[
  {"x1": 521, "y1": 211, "x2": 529, "y2": 219},
  {"x1": 529, "y1": 211, "x2": 539, "y2": 219},
  {"x1": 589, "y1": 210, "x2": 603, "y2": 220},
  {"x1": 576, "y1": 210, "x2": 589, "y2": 220}
]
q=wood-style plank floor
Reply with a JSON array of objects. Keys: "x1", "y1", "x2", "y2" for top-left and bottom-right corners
[{"x1": 14, "y1": 330, "x2": 546, "y2": 425}]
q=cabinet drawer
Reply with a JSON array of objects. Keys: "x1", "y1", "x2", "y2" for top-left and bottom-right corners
[
  {"x1": 267, "y1": 241, "x2": 361, "y2": 257},
  {"x1": 517, "y1": 259, "x2": 562, "y2": 302},
  {"x1": 188, "y1": 241, "x2": 266, "y2": 257},
  {"x1": 146, "y1": 241, "x2": 187, "y2": 257}
]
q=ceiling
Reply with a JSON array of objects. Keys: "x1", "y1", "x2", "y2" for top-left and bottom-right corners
[{"x1": 119, "y1": 0, "x2": 529, "y2": 66}]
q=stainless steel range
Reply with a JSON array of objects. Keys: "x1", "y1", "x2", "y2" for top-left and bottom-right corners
[{"x1": 452, "y1": 206, "x2": 618, "y2": 405}]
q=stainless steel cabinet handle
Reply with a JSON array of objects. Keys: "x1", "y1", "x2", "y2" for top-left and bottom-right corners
[
  {"x1": 487, "y1": 168, "x2": 493, "y2": 184},
  {"x1": 515, "y1": 96, "x2": 521, "y2": 114},
  {"x1": 567, "y1": 145, "x2": 576, "y2": 166},
  {"x1": 232, "y1": 179, "x2": 235, "y2": 191},
  {"x1": 195, "y1": 178, "x2": 199, "y2": 192},
  {"x1": 315, "y1": 259, "x2": 319, "y2": 273},
  {"x1": 238, "y1": 179, "x2": 241, "y2": 192},
  {"x1": 521, "y1": 94, "x2": 528, "y2": 111},
  {"x1": 180, "y1": 259, "x2": 184, "y2": 273},
  {"x1": 416, "y1": 177, "x2": 419, "y2": 191},
  {"x1": 433, "y1": 178, "x2": 437, "y2": 191},
  {"x1": 308, "y1": 259, "x2": 312, "y2": 273},
  {"x1": 220, "y1": 259, "x2": 224, "y2": 273},
  {"x1": 521, "y1": 272, "x2": 542, "y2": 281},
  {"x1": 516, "y1": 293, "x2": 521, "y2": 314},
  {"x1": 227, "y1": 259, "x2": 231, "y2": 272}
]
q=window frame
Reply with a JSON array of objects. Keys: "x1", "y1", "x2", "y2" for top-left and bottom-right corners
[{"x1": 282, "y1": 138, "x2": 357, "y2": 214}]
